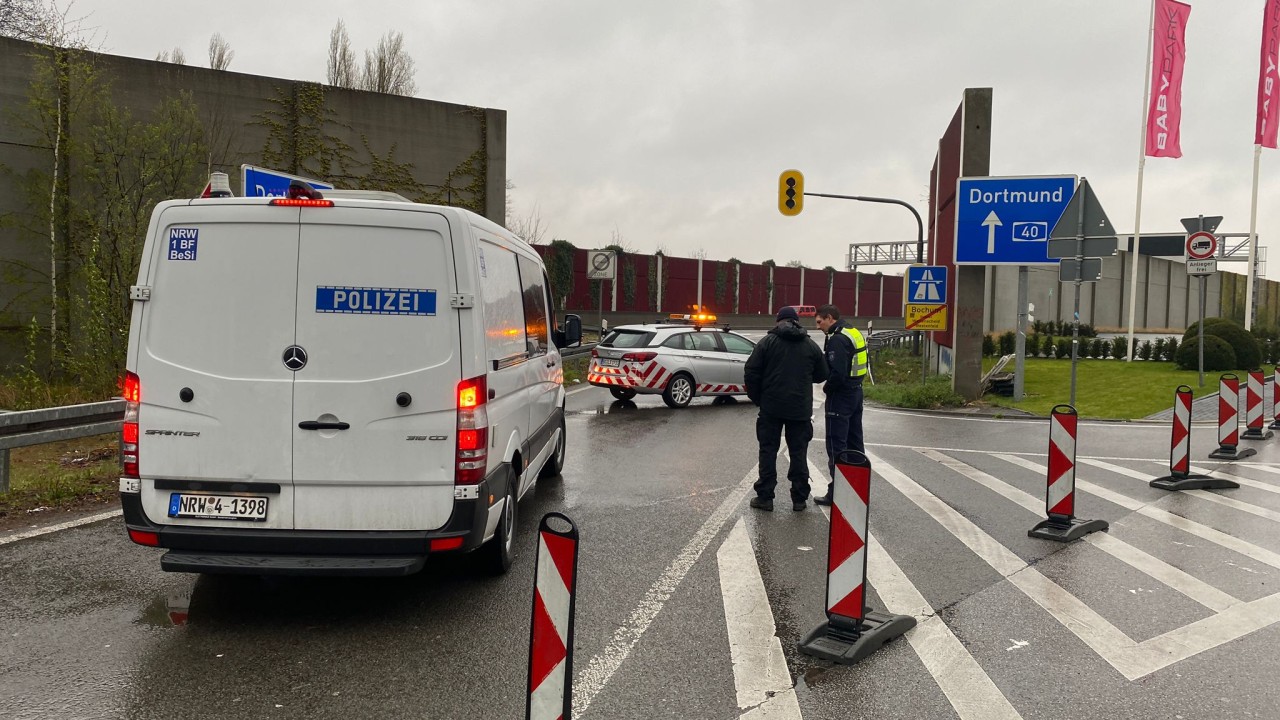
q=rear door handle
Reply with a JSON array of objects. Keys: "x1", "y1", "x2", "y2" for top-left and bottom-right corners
[{"x1": 298, "y1": 421, "x2": 350, "y2": 431}]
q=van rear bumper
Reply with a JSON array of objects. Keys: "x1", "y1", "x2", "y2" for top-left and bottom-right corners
[{"x1": 120, "y1": 478, "x2": 500, "y2": 577}]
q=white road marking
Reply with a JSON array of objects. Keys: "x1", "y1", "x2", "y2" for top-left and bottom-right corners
[
  {"x1": 0, "y1": 509, "x2": 122, "y2": 546},
  {"x1": 1001, "y1": 454, "x2": 1280, "y2": 571},
  {"x1": 573, "y1": 463, "x2": 757, "y2": 718},
  {"x1": 1174, "y1": 461, "x2": 1280, "y2": 497},
  {"x1": 918, "y1": 449, "x2": 1238, "y2": 613},
  {"x1": 806, "y1": 459, "x2": 1022, "y2": 720},
  {"x1": 870, "y1": 450, "x2": 1280, "y2": 681},
  {"x1": 868, "y1": 441, "x2": 1166, "y2": 463},
  {"x1": 717, "y1": 519, "x2": 803, "y2": 719}
]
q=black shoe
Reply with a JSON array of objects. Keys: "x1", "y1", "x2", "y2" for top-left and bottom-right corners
[
  {"x1": 813, "y1": 494, "x2": 833, "y2": 506},
  {"x1": 792, "y1": 501, "x2": 806, "y2": 511},
  {"x1": 749, "y1": 497, "x2": 773, "y2": 512}
]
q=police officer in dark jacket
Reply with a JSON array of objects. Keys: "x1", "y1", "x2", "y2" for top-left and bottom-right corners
[
  {"x1": 744, "y1": 306, "x2": 829, "y2": 511},
  {"x1": 813, "y1": 304, "x2": 869, "y2": 506}
]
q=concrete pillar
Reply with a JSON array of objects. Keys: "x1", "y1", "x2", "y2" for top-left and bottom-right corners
[
  {"x1": 696, "y1": 257, "x2": 703, "y2": 310},
  {"x1": 799, "y1": 267, "x2": 805, "y2": 306},
  {"x1": 656, "y1": 254, "x2": 663, "y2": 312},
  {"x1": 952, "y1": 88, "x2": 992, "y2": 401},
  {"x1": 853, "y1": 271, "x2": 861, "y2": 316},
  {"x1": 828, "y1": 270, "x2": 834, "y2": 305},
  {"x1": 734, "y1": 262, "x2": 741, "y2": 314},
  {"x1": 768, "y1": 265, "x2": 775, "y2": 313}
]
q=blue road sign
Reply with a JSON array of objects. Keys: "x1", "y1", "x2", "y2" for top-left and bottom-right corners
[
  {"x1": 906, "y1": 265, "x2": 947, "y2": 304},
  {"x1": 955, "y1": 175, "x2": 1076, "y2": 265},
  {"x1": 241, "y1": 165, "x2": 334, "y2": 198}
]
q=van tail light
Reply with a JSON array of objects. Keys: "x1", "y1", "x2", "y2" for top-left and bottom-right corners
[
  {"x1": 128, "y1": 529, "x2": 159, "y2": 547},
  {"x1": 121, "y1": 371, "x2": 140, "y2": 479},
  {"x1": 456, "y1": 375, "x2": 489, "y2": 485},
  {"x1": 622, "y1": 352, "x2": 657, "y2": 362}
]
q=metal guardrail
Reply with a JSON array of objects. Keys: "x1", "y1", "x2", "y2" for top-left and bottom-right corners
[
  {"x1": 560, "y1": 343, "x2": 598, "y2": 359},
  {"x1": 0, "y1": 400, "x2": 125, "y2": 493}
]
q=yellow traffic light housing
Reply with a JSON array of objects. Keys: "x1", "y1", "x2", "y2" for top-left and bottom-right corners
[{"x1": 778, "y1": 170, "x2": 803, "y2": 216}]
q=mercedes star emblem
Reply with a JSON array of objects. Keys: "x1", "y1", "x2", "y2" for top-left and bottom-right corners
[{"x1": 283, "y1": 345, "x2": 308, "y2": 371}]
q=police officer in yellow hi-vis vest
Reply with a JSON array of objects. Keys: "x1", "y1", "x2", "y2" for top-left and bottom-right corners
[{"x1": 813, "y1": 304, "x2": 868, "y2": 506}]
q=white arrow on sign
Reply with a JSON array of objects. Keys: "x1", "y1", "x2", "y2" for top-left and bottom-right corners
[{"x1": 983, "y1": 211, "x2": 1003, "y2": 254}]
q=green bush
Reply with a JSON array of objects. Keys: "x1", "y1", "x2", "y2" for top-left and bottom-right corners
[
  {"x1": 1153, "y1": 337, "x2": 1166, "y2": 361},
  {"x1": 1184, "y1": 318, "x2": 1261, "y2": 370},
  {"x1": 1089, "y1": 338, "x2": 1102, "y2": 359},
  {"x1": 999, "y1": 331, "x2": 1016, "y2": 356},
  {"x1": 1055, "y1": 338, "x2": 1072, "y2": 359},
  {"x1": 1165, "y1": 336, "x2": 1179, "y2": 361},
  {"x1": 1138, "y1": 340, "x2": 1153, "y2": 361},
  {"x1": 982, "y1": 334, "x2": 996, "y2": 357},
  {"x1": 1111, "y1": 336, "x2": 1129, "y2": 360},
  {"x1": 1176, "y1": 334, "x2": 1236, "y2": 371},
  {"x1": 1025, "y1": 334, "x2": 1040, "y2": 357},
  {"x1": 864, "y1": 376, "x2": 965, "y2": 410}
]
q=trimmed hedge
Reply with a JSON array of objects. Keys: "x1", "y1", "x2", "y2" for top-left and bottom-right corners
[
  {"x1": 1176, "y1": 334, "x2": 1236, "y2": 371},
  {"x1": 1184, "y1": 318, "x2": 1261, "y2": 370}
]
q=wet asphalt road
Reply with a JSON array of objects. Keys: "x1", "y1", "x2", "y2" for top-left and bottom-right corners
[{"x1": 4, "y1": 375, "x2": 1280, "y2": 719}]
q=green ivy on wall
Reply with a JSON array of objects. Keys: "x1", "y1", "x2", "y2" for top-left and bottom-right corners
[{"x1": 546, "y1": 239, "x2": 576, "y2": 309}]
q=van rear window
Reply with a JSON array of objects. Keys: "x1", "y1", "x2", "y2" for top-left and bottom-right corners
[{"x1": 601, "y1": 330, "x2": 655, "y2": 348}]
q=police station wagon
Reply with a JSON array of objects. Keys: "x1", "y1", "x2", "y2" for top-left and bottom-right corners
[{"x1": 119, "y1": 178, "x2": 581, "y2": 577}]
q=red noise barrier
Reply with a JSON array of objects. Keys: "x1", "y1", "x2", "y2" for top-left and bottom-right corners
[
  {"x1": 1027, "y1": 405, "x2": 1107, "y2": 543},
  {"x1": 527, "y1": 513, "x2": 580, "y2": 720},
  {"x1": 1152, "y1": 387, "x2": 1239, "y2": 491},
  {"x1": 799, "y1": 451, "x2": 914, "y2": 665}
]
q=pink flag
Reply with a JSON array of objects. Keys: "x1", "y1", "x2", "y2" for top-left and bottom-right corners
[
  {"x1": 1257, "y1": 0, "x2": 1280, "y2": 148},
  {"x1": 1146, "y1": 0, "x2": 1191, "y2": 158}
]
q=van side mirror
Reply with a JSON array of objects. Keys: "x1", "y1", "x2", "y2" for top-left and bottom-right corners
[{"x1": 557, "y1": 314, "x2": 582, "y2": 348}]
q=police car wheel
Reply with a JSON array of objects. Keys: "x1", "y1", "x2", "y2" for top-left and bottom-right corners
[
  {"x1": 610, "y1": 388, "x2": 637, "y2": 401},
  {"x1": 662, "y1": 374, "x2": 694, "y2": 409},
  {"x1": 482, "y1": 476, "x2": 518, "y2": 575}
]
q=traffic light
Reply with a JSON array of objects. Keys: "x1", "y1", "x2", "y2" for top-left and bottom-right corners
[{"x1": 778, "y1": 170, "x2": 803, "y2": 216}]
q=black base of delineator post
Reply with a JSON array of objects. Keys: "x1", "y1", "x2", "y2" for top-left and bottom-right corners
[
  {"x1": 1241, "y1": 428, "x2": 1274, "y2": 440},
  {"x1": 1209, "y1": 446, "x2": 1256, "y2": 460},
  {"x1": 1150, "y1": 474, "x2": 1240, "y2": 491},
  {"x1": 1269, "y1": 419, "x2": 1280, "y2": 430},
  {"x1": 1027, "y1": 517, "x2": 1109, "y2": 543},
  {"x1": 799, "y1": 610, "x2": 916, "y2": 665}
]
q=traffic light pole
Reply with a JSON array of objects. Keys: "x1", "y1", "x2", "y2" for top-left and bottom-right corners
[{"x1": 805, "y1": 193, "x2": 926, "y2": 375}]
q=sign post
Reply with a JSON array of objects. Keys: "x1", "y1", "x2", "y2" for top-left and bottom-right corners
[
  {"x1": 586, "y1": 251, "x2": 617, "y2": 339},
  {"x1": 1184, "y1": 220, "x2": 1219, "y2": 388},
  {"x1": 904, "y1": 265, "x2": 948, "y2": 383}
]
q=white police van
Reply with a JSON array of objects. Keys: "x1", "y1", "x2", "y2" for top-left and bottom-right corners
[{"x1": 118, "y1": 177, "x2": 581, "y2": 576}]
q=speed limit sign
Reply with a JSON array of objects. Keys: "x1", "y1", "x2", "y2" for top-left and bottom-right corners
[{"x1": 586, "y1": 250, "x2": 617, "y2": 280}]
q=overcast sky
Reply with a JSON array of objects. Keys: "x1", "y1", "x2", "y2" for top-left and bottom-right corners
[{"x1": 66, "y1": 1, "x2": 1280, "y2": 278}]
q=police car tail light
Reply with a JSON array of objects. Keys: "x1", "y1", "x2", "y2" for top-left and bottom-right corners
[
  {"x1": 621, "y1": 352, "x2": 657, "y2": 362},
  {"x1": 121, "y1": 371, "x2": 141, "y2": 479},
  {"x1": 269, "y1": 198, "x2": 334, "y2": 208},
  {"x1": 456, "y1": 375, "x2": 489, "y2": 485}
]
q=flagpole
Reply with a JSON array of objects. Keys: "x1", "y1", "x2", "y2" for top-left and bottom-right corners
[
  {"x1": 1127, "y1": 0, "x2": 1156, "y2": 360},
  {"x1": 1246, "y1": 144, "x2": 1262, "y2": 330}
]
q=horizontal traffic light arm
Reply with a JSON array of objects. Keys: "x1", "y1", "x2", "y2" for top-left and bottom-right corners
[{"x1": 803, "y1": 192, "x2": 925, "y2": 264}]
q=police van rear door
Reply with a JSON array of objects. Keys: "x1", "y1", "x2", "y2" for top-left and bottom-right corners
[
  {"x1": 134, "y1": 205, "x2": 299, "y2": 529},
  {"x1": 291, "y1": 206, "x2": 459, "y2": 531}
]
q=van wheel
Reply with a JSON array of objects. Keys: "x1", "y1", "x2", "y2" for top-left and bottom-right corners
[
  {"x1": 610, "y1": 387, "x2": 637, "y2": 401},
  {"x1": 482, "y1": 476, "x2": 518, "y2": 575},
  {"x1": 663, "y1": 374, "x2": 695, "y2": 409},
  {"x1": 539, "y1": 414, "x2": 566, "y2": 479}
]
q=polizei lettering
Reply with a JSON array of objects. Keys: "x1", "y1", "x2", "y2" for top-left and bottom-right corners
[
  {"x1": 968, "y1": 187, "x2": 1064, "y2": 205},
  {"x1": 314, "y1": 286, "x2": 437, "y2": 316}
]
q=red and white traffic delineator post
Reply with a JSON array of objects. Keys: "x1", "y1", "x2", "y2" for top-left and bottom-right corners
[
  {"x1": 799, "y1": 450, "x2": 914, "y2": 665},
  {"x1": 1241, "y1": 369, "x2": 1275, "y2": 441},
  {"x1": 1027, "y1": 405, "x2": 1108, "y2": 542},
  {"x1": 1270, "y1": 367, "x2": 1280, "y2": 430},
  {"x1": 527, "y1": 513, "x2": 580, "y2": 720},
  {"x1": 1209, "y1": 374, "x2": 1256, "y2": 460},
  {"x1": 1150, "y1": 386, "x2": 1233, "y2": 490}
]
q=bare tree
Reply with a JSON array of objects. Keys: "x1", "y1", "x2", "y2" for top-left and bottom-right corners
[
  {"x1": 156, "y1": 46, "x2": 186, "y2": 65},
  {"x1": 207, "y1": 32, "x2": 233, "y2": 70},
  {"x1": 360, "y1": 31, "x2": 416, "y2": 96},
  {"x1": 0, "y1": 0, "x2": 95, "y2": 47},
  {"x1": 327, "y1": 19, "x2": 358, "y2": 88}
]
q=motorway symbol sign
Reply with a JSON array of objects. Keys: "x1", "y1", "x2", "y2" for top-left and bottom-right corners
[
  {"x1": 1186, "y1": 231, "x2": 1218, "y2": 276},
  {"x1": 906, "y1": 265, "x2": 947, "y2": 304},
  {"x1": 905, "y1": 303, "x2": 948, "y2": 331},
  {"x1": 1059, "y1": 257, "x2": 1102, "y2": 283},
  {"x1": 1047, "y1": 236, "x2": 1118, "y2": 259},
  {"x1": 586, "y1": 250, "x2": 617, "y2": 280},
  {"x1": 1180, "y1": 216, "x2": 1223, "y2": 234},
  {"x1": 956, "y1": 175, "x2": 1076, "y2": 265},
  {"x1": 241, "y1": 165, "x2": 333, "y2": 197},
  {"x1": 1050, "y1": 177, "x2": 1115, "y2": 241}
]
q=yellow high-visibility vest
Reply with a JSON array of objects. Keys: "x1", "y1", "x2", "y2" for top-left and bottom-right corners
[{"x1": 841, "y1": 327, "x2": 869, "y2": 378}]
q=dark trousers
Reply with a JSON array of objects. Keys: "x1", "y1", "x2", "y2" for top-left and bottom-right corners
[
  {"x1": 754, "y1": 413, "x2": 813, "y2": 502},
  {"x1": 824, "y1": 382, "x2": 864, "y2": 490}
]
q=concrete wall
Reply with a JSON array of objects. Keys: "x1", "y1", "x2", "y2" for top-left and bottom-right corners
[{"x1": 0, "y1": 37, "x2": 506, "y2": 340}]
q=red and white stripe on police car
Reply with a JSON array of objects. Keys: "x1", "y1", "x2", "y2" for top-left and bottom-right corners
[
  {"x1": 1170, "y1": 386, "x2": 1193, "y2": 477},
  {"x1": 1218, "y1": 374, "x2": 1241, "y2": 448},
  {"x1": 697, "y1": 384, "x2": 743, "y2": 394},
  {"x1": 826, "y1": 453, "x2": 870, "y2": 624},
  {"x1": 1247, "y1": 370, "x2": 1266, "y2": 431},
  {"x1": 1045, "y1": 405, "x2": 1077, "y2": 518},
  {"x1": 527, "y1": 513, "x2": 579, "y2": 720}
]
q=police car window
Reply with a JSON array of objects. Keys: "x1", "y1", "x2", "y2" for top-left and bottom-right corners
[
  {"x1": 603, "y1": 330, "x2": 654, "y2": 348},
  {"x1": 720, "y1": 333, "x2": 755, "y2": 354},
  {"x1": 517, "y1": 255, "x2": 548, "y2": 355},
  {"x1": 691, "y1": 333, "x2": 719, "y2": 352}
]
